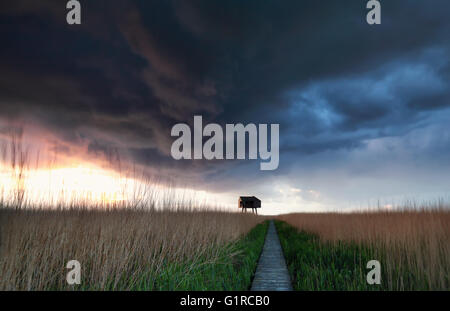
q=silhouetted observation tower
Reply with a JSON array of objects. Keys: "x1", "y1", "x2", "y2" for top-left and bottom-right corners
[{"x1": 238, "y1": 196, "x2": 261, "y2": 214}]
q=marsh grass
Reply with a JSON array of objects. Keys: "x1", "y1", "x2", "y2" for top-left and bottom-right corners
[
  {"x1": 0, "y1": 207, "x2": 266, "y2": 290},
  {"x1": 277, "y1": 208, "x2": 450, "y2": 290}
]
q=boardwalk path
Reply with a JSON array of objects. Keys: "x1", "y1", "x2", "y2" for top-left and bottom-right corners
[{"x1": 251, "y1": 220, "x2": 293, "y2": 291}]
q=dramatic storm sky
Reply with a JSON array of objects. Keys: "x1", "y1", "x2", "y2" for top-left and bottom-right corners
[{"x1": 1, "y1": 1, "x2": 450, "y2": 213}]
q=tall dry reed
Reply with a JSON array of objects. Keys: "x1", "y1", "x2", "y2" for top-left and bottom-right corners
[
  {"x1": 278, "y1": 208, "x2": 450, "y2": 290},
  {"x1": 0, "y1": 207, "x2": 262, "y2": 290}
]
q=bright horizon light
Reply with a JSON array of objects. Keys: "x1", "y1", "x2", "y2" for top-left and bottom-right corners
[{"x1": 0, "y1": 161, "x2": 223, "y2": 209}]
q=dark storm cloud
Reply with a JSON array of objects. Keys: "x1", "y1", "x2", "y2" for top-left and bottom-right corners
[
  {"x1": 280, "y1": 48, "x2": 450, "y2": 159},
  {"x1": 1, "y1": 0, "x2": 450, "y2": 188}
]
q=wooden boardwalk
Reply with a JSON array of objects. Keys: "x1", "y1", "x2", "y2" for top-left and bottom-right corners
[{"x1": 251, "y1": 220, "x2": 293, "y2": 291}]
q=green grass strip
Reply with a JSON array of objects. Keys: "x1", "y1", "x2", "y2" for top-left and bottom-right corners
[{"x1": 275, "y1": 220, "x2": 382, "y2": 290}]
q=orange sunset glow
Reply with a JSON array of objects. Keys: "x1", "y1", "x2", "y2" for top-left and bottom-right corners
[{"x1": 0, "y1": 160, "x2": 218, "y2": 208}]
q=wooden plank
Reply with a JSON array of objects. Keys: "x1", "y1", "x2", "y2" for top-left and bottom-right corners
[{"x1": 251, "y1": 220, "x2": 293, "y2": 291}]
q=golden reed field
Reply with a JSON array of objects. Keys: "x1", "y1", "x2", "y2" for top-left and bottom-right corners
[
  {"x1": 0, "y1": 207, "x2": 263, "y2": 290},
  {"x1": 278, "y1": 207, "x2": 450, "y2": 290}
]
